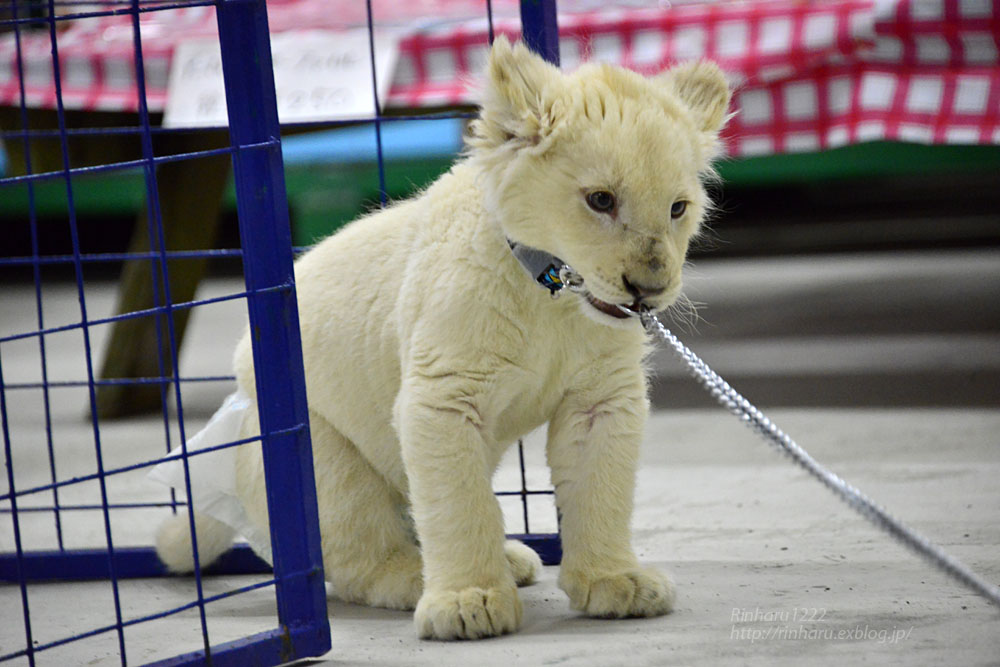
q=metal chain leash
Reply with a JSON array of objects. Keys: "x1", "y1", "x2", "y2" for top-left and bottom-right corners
[
  {"x1": 639, "y1": 309, "x2": 1000, "y2": 609},
  {"x1": 508, "y1": 243, "x2": 1000, "y2": 608}
]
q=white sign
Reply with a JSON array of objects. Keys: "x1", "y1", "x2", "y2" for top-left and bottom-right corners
[{"x1": 163, "y1": 30, "x2": 399, "y2": 128}]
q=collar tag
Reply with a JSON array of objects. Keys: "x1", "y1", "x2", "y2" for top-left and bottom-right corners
[
  {"x1": 507, "y1": 239, "x2": 588, "y2": 301},
  {"x1": 508, "y1": 240, "x2": 568, "y2": 296}
]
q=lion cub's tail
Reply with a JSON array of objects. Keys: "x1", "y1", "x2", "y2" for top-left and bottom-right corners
[{"x1": 154, "y1": 512, "x2": 236, "y2": 573}]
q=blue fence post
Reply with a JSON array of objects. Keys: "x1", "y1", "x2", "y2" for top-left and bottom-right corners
[
  {"x1": 520, "y1": 0, "x2": 560, "y2": 66},
  {"x1": 215, "y1": 0, "x2": 330, "y2": 662},
  {"x1": 518, "y1": 0, "x2": 563, "y2": 566}
]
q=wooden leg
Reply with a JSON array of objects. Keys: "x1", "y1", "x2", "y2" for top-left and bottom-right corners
[
  {"x1": 0, "y1": 107, "x2": 231, "y2": 418},
  {"x1": 96, "y1": 133, "x2": 230, "y2": 419}
]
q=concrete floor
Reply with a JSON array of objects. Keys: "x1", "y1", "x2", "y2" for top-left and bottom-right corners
[{"x1": 1, "y1": 249, "x2": 999, "y2": 665}]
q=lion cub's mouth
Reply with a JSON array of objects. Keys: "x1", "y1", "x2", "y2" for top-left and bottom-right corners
[{"x1": 584, "y1": 293, "x2": 643, "y2": 319}]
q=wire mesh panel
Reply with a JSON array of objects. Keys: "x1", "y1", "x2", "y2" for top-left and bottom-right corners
[
  {"x1": 0, "y1": 0, "x2": 328, "y2": 664},
  {"x1": 0, "y1": 0, "x2": 561, "y2": 664}
]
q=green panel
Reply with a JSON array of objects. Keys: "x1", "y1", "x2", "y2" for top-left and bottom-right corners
[
  {"x1": 284, "y1": 157, "x2": 454, "y2": 246},
  {"x1": 0, "y1": 170, "x2": 147, "y2": 217},
  {"x1": 718, "y1": 142, "x2": 1000, "y2": 186},
  {"x1": 4, "y1": 143, "x2": 998, "y2": 244}
]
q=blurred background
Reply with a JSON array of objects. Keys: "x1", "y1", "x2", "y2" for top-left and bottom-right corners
[
  {"x1": 2, "y1": 0, "x2": 999, "y2": 422},
  {"x1": 3, "y1": 124, "x2": 998, "y2": 411}
]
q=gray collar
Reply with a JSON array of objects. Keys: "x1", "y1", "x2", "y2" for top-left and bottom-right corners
[
  {"x1": 506, "y1": 239, "x2": 570, "y2": 295},
  {"x1": 506, "y1": 239, "x2": 645, "y2": 320}
]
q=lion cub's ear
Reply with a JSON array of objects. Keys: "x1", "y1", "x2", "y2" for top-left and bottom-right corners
[
  {"x1": 659, "y1": 61, "x2": 732, "y2": 135},
  {"x1": 473, "y1": 35, "x2": 563, "y2": 150}
]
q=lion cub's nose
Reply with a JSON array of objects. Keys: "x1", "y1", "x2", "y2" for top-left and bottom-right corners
[{"x1": 622, "y1": 275, "x2": 667, "y2": 302}]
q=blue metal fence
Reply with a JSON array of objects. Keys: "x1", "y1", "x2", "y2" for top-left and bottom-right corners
[{"x1": 0, "y1": 0, "x2": 561, "y2": 664}]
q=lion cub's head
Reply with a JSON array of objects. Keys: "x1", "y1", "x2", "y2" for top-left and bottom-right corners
[{"x1": 469, "y1": 36, "x2": 731, "y2": 326}]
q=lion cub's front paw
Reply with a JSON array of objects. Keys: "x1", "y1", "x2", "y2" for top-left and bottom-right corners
[
  {"x1": 560, "y1": 566, "x2": 675, "y2": 619},
  {"x1": 415, "y1": 584, "x2": 522, "y2": 640}
]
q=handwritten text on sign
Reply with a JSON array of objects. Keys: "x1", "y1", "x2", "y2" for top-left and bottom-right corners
[{"x1": 163, "y1": 30, "x2": 398, "y2": 128}]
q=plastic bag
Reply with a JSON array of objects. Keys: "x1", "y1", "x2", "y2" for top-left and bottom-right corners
[{"x1": 148, "y1": 389, "x2": 272, "y2": 561}]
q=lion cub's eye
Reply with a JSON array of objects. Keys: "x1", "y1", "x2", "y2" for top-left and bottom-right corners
[
  {"x1": 586, "y1": 190, "x2": 616, "y2": 213},
  {"x1": 670, "y1": 200, "x2": 688, "y2": 220}
]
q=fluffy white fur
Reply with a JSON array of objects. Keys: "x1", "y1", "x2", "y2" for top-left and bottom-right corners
[{"x1": 155, "y1": 36, "x2": 730, "y2": 640}]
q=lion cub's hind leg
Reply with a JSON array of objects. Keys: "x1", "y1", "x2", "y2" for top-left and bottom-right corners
[
  {"x1": 505, "y1": 539, "x2": 543, "y2": 587},
  {"x1": 309, "y1": 413, "x2": 424, "y2": 611}
]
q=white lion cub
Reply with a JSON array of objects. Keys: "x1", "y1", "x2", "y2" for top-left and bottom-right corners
[{"x1": 155, "y1": 36, "x2": 730, "y2": 640}]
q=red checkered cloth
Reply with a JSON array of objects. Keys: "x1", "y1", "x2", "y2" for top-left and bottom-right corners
[{"x1": 1, "y1": 0, "x2": 997, "y2": 156}]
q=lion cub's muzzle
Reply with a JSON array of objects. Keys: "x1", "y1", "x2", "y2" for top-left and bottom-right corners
[
  {"x1": 622, "y1": 274, "x2": 667, "y2": 302},
  {"x1": 584, "y1": 274, "x2": 670, "y2": 320}
]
